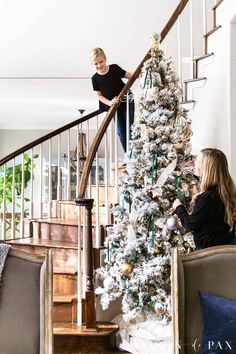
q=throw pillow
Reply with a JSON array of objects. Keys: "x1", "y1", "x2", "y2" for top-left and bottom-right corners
[{"x1": 198, "y1": 290, "x2": 236, "y2": 354}]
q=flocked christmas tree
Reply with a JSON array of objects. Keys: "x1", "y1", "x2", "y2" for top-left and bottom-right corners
[{"x1": 96, "y1": 33, "x2": 198, "y2": 323}]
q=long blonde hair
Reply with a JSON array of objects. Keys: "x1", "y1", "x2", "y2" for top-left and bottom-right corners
[{"x1": 193, "y1": 148, "x2": 236, "y2": 230}]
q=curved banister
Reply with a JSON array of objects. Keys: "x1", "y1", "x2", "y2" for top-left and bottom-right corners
[
  {"x1": 78, "y1": 0, "x2": 189, "y2": 198},
  {"x1": 0, "y1": 109, "x2": 101, "y2": 166}
]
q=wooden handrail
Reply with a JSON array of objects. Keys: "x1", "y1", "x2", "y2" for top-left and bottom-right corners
[
  {"x1": 78, "y1": 0, "x2": 189, "y2": 198},
  {"x1": 0, "y1": 109, "x2": 101, "y2": 166}
]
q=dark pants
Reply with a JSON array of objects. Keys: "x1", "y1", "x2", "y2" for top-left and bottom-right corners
[{"x1": 113, "y1": 100, "x2": 135, "y2": 152}]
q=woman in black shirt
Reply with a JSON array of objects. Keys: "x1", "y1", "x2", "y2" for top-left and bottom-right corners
[
  {"x1": 90, "y1": 47, "x2": 134, "y2": 152},
  {"x1": 173, "y1": 148, "x2": 236, "y2": 249}
]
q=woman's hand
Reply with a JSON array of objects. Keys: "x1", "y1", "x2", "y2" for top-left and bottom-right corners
[
  {"x1": 173, "y1": 199, "x2": 182, "y2": 210},
  {"x1": 110, "y1": 97, "x2": 119, "y2": 106}
]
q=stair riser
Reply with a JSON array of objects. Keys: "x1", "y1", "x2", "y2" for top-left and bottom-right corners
[
  {"x1": 10, "y1": 244, "x2": 78, "y2": 268},
  {"x1": 59, "y1": 204, "x2": 108, "y2": 225},
  {"x1": 32, "y1": 221, "x2": 78, "y2": 243},
  {"x1": 31, "y1": 221, "x2": 99, "y2": 245},
  {"x1": 54, "y1": 333, "x2": 117, "y2": 354},
  {"x1": 54, "y1": 274, "x2": 77, "y2": 296},
  {"x1": 54, "y1": 302, "x2": 77, "y2": 323}
]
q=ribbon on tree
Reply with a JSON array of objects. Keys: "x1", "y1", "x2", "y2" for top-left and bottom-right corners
[
  {"x1": 122, "y1": 190, "x2": 130, "y2": 212},
  {"x1": 151, "y1": 152, "x2": 158, "y2": 184},
  {"x1": 175, "y1": 176, "x2": 181, "y2": 199},
  {"x1": 156, "y1": 157, "x2": 177, "y2": 187},
  {"x1": 148, "y1": 212, "x2": 158, "y2": 248}
]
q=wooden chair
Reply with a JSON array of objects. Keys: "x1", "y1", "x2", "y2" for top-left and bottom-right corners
[
  {"x1": 172, "y1": 245, "x2": 236, "y2": 354},
  {"x1": 0, "y1": 248, "x2": 53, "y2": 354}
]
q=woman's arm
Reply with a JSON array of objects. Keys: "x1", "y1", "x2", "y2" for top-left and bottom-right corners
[{"x1": 174, "y1": 192, "x2": 214, "y2": 231}]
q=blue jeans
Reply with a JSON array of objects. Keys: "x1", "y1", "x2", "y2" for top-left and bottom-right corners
[{"x1": 113, "y1": 100, "x2": 135, "y2": 152}]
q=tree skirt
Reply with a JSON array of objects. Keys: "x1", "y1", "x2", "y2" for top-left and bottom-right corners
[{"x1": 112, "y1": 315, "x2": 172, "y2": 354}]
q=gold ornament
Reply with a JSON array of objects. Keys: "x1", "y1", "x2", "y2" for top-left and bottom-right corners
[
  {"x1": 148, "y1": 284, "x2": 157, "y2": 295},
  {"x1": 151, "y1": 32, "x2": 160, "y2": 57},
  {"x1": 120, "y1": 262, "x2": 133, "y2": 276},
  {"x1": 173, "y1": 142, "x2": 185, "y2": 155},
  {"x1": 164, "y1": 283, "x2": 171, "y2": 293},
  {"x1": 162, "y1": 134, "x2": 168, "y2": 142}
]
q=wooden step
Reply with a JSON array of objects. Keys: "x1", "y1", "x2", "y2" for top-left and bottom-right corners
[
  {"x1": 204, "y1": 25, "x2": 222, "y2": 54},
  {"x1": 53, "y1": 295, "x2": 78, "y2": 324},
  {"x1": 7, "y1": 237, "x2": 105, "y2": 268},
  {"x1": 7, "y1": 237, "x2": 78, "y2": 267},
  {"x1": 56, "y1": 201, "x2": 111, "y2": 224},
  {"x1": 193, "y1": 53, "x2": 214, "y2": 78},
  {"x1": 54, "y1": 268, "x2": 77, "y2": 296},
  {"x1": 180, "y1": 100, "x2": 195, "y2": 110},
  {"x1": 54, "y1": 322, "x2": 119, "y2": 354},
  {"x1": 183, "y1": 77, "x2": 206, "y2": 84}
]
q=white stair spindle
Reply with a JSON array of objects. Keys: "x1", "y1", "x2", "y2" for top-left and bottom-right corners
[
  {"x1": 104, "y1": 130, "x2": 109, "y2": 225},
  {"x1": 11, "y1": 159, "x2": 16, "y2": 239},
  {"x1": 77, "y1": 205, "x2": 82, "y2": 325},
  {"x1": 30, "y1": 149, "x2": 34, "y2": 220},
  {"x1": 109, "y1": 121, "x2": 113, "y2": 185},
  {"x1": 1, "y1": 164, "x2": 6, "y2": 240},
  {"x1": 95, "y1": 115, "x2": 100, "y2": 247},
  {"x1": 126, "y1": 91, "x2": 130, "y2": 152},
  {"x1": 57, "y1": 134, "x2": 62, "y2": 202},
  {"x1": 48, "y1": 139, "x2": 52, "y2": 218},
  {"x1": 39, "y1": 144, "x2": 43, "y2": 219},
  {"x1": 114, "y1": 112, "x2": 119, "y2": 203},
  {"x1": 67, "y1": 130, "x2": 71, "y2": 200},
  {"x1": 20, "y1": 154, "x2": 25, "y2": 238},
  {"x1": 189, "y1": 0, "x2": 194, "y2": 76},
  {"x1": 177, "y1": 17, "x2": 182, "y2": 84}
]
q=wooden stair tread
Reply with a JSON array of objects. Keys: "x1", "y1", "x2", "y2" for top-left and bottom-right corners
[
  {"x1": 31, "y1": 218, "x2": 79, "y2": 226},
  {"x1": 54, "y1": 266, "x2": 77, "y2": 275},
  {"x1": 181, "y1": 99, "x2": 195, "y2": 104},
  {"x1": 31, "y1": 218, "x2": 106, "y2": 227},
  {"x1": 54, "y1": 294, "x2": 77, "y2": 303},
  {"x1": 7, "y1": 238, "x2": 78, "y2": 250},
  {"x1": 184, "y1": 77, "x2": 206, "y2": 83},
  {"x1": 54, "y1": 322, "x2": 118, "y2": 336},
  {"x1": 193, "y1": 52, "x2": 214, "y2": 61},
  {"x1": 204, "y1": 25, "x2": 222, "y2": 37}
]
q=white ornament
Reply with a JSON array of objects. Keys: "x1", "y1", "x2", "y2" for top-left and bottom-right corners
[
  {"x1": 166, "y1": 216, "x2": 179, "y2": 230},
  {"x1": 155, "y1": 302, "x2": 166, "y2": 315},
  {"x1": 103, "y1": 276, "x2": 115, "y2": 290}
]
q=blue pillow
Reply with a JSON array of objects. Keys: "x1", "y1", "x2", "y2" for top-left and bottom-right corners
[{"x1": 198, "y1": 291, "x2": 236, "y2": 354}]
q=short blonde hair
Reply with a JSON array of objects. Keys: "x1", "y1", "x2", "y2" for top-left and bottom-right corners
[{"x1": 90, "y1": 47, "x2": 106, "y2": 63}]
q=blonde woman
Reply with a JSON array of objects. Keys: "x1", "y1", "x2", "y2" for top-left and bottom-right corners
[
  {"x1": 90, "y1": 47, "x2": 134, "y2": 152},
  {"x1": 173, "y1": 148, "x2": 236, "y2": 249}
]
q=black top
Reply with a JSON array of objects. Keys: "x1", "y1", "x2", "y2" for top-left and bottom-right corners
[
  {"x1": 175, "y1": 187, "x2": 235, "y2": 249},
  {"x1": 91, "y1": 64, "x2": 126, "y2": 111}
]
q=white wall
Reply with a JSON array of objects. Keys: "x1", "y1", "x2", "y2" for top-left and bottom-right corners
[
  {"x1": 230, "y1": 21, "x2": 236, "y2": 179},
  {"x1": 186, "y1": 0, "x2": 236, "y2": 179}
]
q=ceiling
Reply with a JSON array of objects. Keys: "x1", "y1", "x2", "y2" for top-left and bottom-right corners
[{"x1": 0, "y1": 0, "x2": 178, "y2": 129}]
